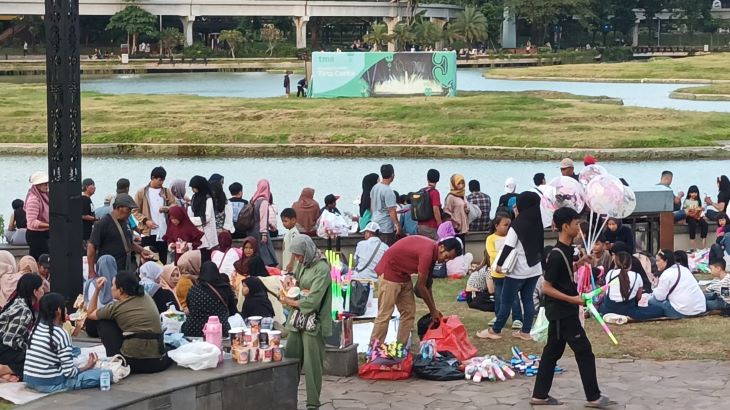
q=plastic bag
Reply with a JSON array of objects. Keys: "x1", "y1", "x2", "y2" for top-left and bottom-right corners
[
  {"x1": 422, "y1": 316, "x2": 477, "y2": 361},
  {"x1": 413, "y1": 351, "x2": 463, "y2": 381},
  {"x1": 317, "y1": 211, "x2": 350, "y2": 239},
  {"x1": 358, "y1": 353, "x2": 413, "y2": 380},
  {"x1": 530, "y1": 307, "x2": 549, "y2": 344},
  {"x1": 160, "y1": 306, "x2": 186, "y2": 334},
  {"x1": 167, "y1": 341, "x2": 221, "y2": 370}
]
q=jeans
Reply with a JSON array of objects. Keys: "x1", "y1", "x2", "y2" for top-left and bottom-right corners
[
  {"x1": 648, "y1": 297, "x2": 683, "y2": 318},
  {"x1": 492, "y1": 277, "x2": 523, "y2": 324},
  {"x1": 493, "y1": 275, "x2": 539, "y2": 333},
  {"x1": 599, "y1": 297, "x2": 664, "y2": 321},
  {"x1": 673, "y1": 210, "x2": 686, "y2": 223},
  {"x1": 24, "y1": 369, "x2": 102, "y2": 393},
  {"x1": 706, "y1": 209, "x2": 719, "y2": 222},
  {"x1": 705, "y1": 293, "x2": 729, "y2": 311},
  {"x1": 722, "y1": 233, "x2": 730, "y2": 256}
]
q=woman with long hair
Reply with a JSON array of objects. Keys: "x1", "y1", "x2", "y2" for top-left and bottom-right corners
[
  {"x1": 25, "y1": 172, "x2": 50, "y2": 260},
  {"x1": 187, "y1": 176, "x2": 218, "y2": 262},
  {"x1": 705, "y1": 175, "x2": 730, "y2": 221},
  {"x1": 599, "y1": 252, "x2": 663, "y2": 320},
  {"x1": 0, "y1": 274, "x2": 44, "y2": 381},
  {"x1": 649, "y1": 249, "x2": 706, "y2": 318},
  {"x1": 683, "y1": 185, "x2": 708, "y2": 248}
]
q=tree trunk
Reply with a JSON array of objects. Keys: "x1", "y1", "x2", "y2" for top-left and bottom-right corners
[{"x1": 231, "y1": 47, "x2": 235, "y2": 58}]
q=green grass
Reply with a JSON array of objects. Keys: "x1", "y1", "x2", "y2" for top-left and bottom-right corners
[
  {"x1": 487, "y1": 53, "x2": 730, "y2": 82},
  {"x1": 426, "y1": 278, "x2": 730, "y2": 361},
  {"x1": 2, "y1": 83, "x2": 730, "y2": 150},
  {"x1": 674, "y1": 84, "x2": 730, "y2": 95}
]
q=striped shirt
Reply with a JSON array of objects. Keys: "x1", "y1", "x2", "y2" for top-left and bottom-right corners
[{"x1": 23, "y1": 322, "x2": 78, "y2": 380}]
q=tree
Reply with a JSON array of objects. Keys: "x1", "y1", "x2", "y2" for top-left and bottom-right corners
[
  {"x1": 451, "y1": 6, "x2": 488, "y2": 47},
  {"x1": 260, "y1": 24, "x2": 284, "y2": 56},
  {"x1": 363, "y1": 22, "x2": 392, "y2": 51},
  {"x1": 106, "y1": 5, "x2": 158, "y2": 54},
  {"x1": 391, "y1": 23, "x2": 416, "y2": 51},
  {"x1": 507, "y1": 0, "x2": 589, "y2": 43},
  {"x1": 672, "y1": 0, "x2": 712, "y2": 33},
  {"x1": 219, "y1": 29, "x2": 246, "y2": 58},
  {"x1": 413, "y1": 20, "x2": 442, "y2": 48},
  {"x1": 159, "y1": 27, "x2": 183, "y2": 57}
]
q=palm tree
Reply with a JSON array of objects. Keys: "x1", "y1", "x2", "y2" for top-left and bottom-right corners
[
  {"x1": 391, "y1": 23, "x2": 416, "y2": 51},
  {"x1": 363, "y1": 22, "x2": 391, "y2": 51},
  {"x1": 451, "y1": 6, "x2": 488, "y2": 47},
  {"x1": 412, "y1": 20, "x2": 441, "y2": 49},
  {"x1": 442, "y1": 23, "x2": 463, "y2": 47}
]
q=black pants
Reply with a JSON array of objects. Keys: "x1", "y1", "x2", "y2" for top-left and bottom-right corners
[
  {"x1": 85, "y1": 319, "x2": 100, "y2": 338},
  {"x1": 140, "y1": 235, "x2": 168, "y2": 264},
  {"x1": 533, "y1": 315, "x2": 601, "y2": 402},
  {"x1": 97, "y1": 320, "x2": 172, "y2": 374},
  {"x1": 687, "y1": 218, "x2": 708, "y2": 240},
  {"x1": 0, "y1": 344, "x2": 25, "y2": 377},
  {"x1": 297, "y1": 86, "x2": 305, "y2": 97},
  {"x1": 26, "y1": 229, "x2": 49, "y2": 261}
]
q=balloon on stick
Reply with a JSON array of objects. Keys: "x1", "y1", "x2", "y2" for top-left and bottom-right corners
[
  {"x1": 548, "y1": 176, "x2": 586, "y2": 213},
  {"x1": 579, "y1": 164, "x2": 608, "y2": 186}
]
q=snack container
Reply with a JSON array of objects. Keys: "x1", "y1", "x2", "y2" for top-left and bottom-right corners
[
  {"x1": 272, "y1": 347, "x2": 283, "y2": 362},
  {"x1": 268, "y1": 330, "x2": 282, "y2": 347},
  {"x1": 262, "y1": 348, "x2": 273, "y2": 363},
  {"x1": 248, "y1": 316, "x2": 262, "y2": 333},
  {"x1": 259, "y1": 330, "x2": 270, "y2": 349},
  {"x1": 235, "y1": 347, "x2": 249, "y2": 364}
]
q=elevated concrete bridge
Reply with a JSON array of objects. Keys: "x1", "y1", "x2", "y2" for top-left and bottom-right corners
[{"x1": 0, "y1": 0, "x2": 463, "y2": 49}]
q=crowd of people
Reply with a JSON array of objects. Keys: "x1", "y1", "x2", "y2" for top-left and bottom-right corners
[{"x1": 0, "y1": 157, "x2": 728, "y2": 408}]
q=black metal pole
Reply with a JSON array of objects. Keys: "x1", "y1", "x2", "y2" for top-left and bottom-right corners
[{"x1": 45, "y1": 0, "x2": 83, "y2": 304}]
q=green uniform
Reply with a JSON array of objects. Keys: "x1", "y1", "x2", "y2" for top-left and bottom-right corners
[{"x1": 285, "y1": 258, "x2": 332, "y2": 410}]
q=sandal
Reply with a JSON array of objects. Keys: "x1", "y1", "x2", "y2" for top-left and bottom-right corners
[
  {"x1": 530, "y1": 396, "x2": 563, "y2": 406},
  {"x1": 585, "y1": 396, "x2": 617, "y2": 409},
  {"x1": 513, "y1": 331, "x2": 533, "y2": 341},
  {"x1": 476, "y1": 328, "x2": 502, "y2": 340}
]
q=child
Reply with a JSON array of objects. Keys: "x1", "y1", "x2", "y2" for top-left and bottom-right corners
[
  {"x1": 590, "y1": 238, "x2": 612, "y2": 272},
  {"x1": 465, "y1": 250, "x2": 495, "y2": 312},
  {"x1": 531, "y1": 207, "x2": 614, "y2": 408},
  {"x1": 23, "y1": 293, "x2": 101, "y2": 393},
  {"x1": 397, "y1": 194, "x2": 418, "y2": 236},
  {"x1": 704, "y1": 259, "x2": 730, "y2": 311},
  {"x1": 711, "y1": 212, "x2": 729, "y2": 261},
  {"x1": 280, "y1": 208, "x2": 299, "y2": 273},
  {"x1": 484, "y1": 213, "x2": 522, "y2": 328},
  {"x1": 684, "y1": 185, "x2": 708, "y2": 249}
]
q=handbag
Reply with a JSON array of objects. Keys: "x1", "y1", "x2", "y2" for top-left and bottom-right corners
[
  {"x1": 347, "y1": 280, "x2": 370, "y2": 316},
  {"x1": 289, "y1": 290, "x2": 328, "y2": 332},
  {"x1": 491, "y1": 247, "x2": 517, "y2": 274},
  {"x1": 94, "y1": 354, "x2": 131, "y2": 383}
]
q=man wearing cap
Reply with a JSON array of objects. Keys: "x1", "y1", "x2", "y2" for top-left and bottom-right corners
[
  {"x1": 132, "y1": 167, "x2": 177, "y2": 264},
  {"x1": 353, "y1": 222, "x2": 389, "y2": 281},
  {"x1": 322, "y1": 194, "x2": 341, "y2": 215},
  {"x1": 81, "y1": 178, "x2": 97, "y2": 245},
  {"x1": 87, "y1": 194, "x2": 152, "y2": 279},
  {"x1": 95, "y1": 195, "x2": 114, "y2": 221},
  {"x1": 371, "y1": 164, "x2": 400, "y2": 245},
  {"x1": 560, "y1": 158, "x2": 579, "y2": 181}
]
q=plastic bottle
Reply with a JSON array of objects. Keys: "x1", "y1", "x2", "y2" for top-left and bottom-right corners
[
  {"x1": 99, "y1": 359, "x2": 111, "y2": 391},
  {"x1": 203, "y1": 316, "x2": 223, "y2": 364}
]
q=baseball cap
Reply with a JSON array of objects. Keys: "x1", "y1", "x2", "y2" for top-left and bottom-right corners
[
  {"x1": 363, "y1": 222, "x2": 381, "y2": 233},
  {"x1": 113, "y1": 193, "x2": 138, "y2": 209},
  {"x1": 38, "y1": 254, "x2": 50, "y2": 269},
  {"x1": 324, "y1": 194, "x2": 340, "y2": 205},
  {"x1": 29, "y1": 171, "x2": 49, "y2": 185},
  {"x1": 560, "y1": 158, "x2": 575, "y2": 169},
  {"x1": 104, "y1": 194, "x2": 114, "y2": 205},
  {"x1": 583, "y1": 155, "x2": 597, "y2": 166}
]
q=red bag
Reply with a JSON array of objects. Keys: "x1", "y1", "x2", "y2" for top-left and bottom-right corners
[
  {"x1": 358, "y1": 353, "x2": 413, "y2": 381},
  {"x1": 422, "y1": 316, "x2": 477, "y2": 361}
]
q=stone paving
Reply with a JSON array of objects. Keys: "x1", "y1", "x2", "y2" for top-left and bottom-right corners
[{"x1": 298, "y1": 358, "x2": 730, "y2": 410}]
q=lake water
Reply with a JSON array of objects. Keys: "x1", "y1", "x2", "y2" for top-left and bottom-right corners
[
  {"x1": 68, "y1": 69, "x2": 730, "y2": 112},
  {"x1": 1, "y1": 156, "x2": 725, "y2": 222}
]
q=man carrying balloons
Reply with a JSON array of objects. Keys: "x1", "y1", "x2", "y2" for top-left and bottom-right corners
[{"x1": 530, "y1": 207, "x2": 615, "y2": 408}]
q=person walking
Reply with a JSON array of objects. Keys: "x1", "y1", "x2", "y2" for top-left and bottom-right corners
[
  {"x1": 284, "y1": 72, "x2": 291, "y2": 97},
  {"x1": 25, "y1": 172, "x2": 50, "y2": 261},
  {"x1": 132, "y1": 167, "x2": 177, "y2": 264}
]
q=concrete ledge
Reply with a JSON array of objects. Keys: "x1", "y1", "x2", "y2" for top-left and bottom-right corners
[{"x1": 17, "y1": 359, "x2": 300, "y2": 410}]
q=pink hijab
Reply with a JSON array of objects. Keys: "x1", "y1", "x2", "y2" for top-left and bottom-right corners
[
  {"x1": 250, "y1": 179, "x2": 271, "y2": 204},
  {"x1": 0, "y1": 251, "x2": 19, "y2": 308},
  {"x1": 437, "y1": 221, "x2": 457, "y2": 241}
]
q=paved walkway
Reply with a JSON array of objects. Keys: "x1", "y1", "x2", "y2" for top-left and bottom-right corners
[{"x1": 298, "y1": 358, "x2": 730, "y2": 409}]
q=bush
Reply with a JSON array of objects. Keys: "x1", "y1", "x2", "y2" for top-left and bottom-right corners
[
  {"x1": 600, "y1": 47, "x2": 633, "y2": 62},
  {"x1": 183, "y1": 42, "x2": 227, "y2": 59}
]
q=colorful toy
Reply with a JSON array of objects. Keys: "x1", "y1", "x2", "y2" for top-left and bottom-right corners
[
  {"x1": 367, "y1": 339, "x2": 408, "y2": 364},
  {"x1": 581, "y1": 279, "x2": 620, "y2": 345}
]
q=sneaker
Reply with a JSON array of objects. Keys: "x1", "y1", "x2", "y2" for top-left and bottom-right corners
[
  {"x1": 512, "y1": 320, "x2": 523, "y2": 330},
  {"x1": 488, "y1": 317, "x2": 496, "y2": 326}
]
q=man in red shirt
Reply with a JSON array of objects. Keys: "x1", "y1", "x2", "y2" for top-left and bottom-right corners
[
  {"x1": 417, "y1": 169, "x2": 442, "y2": 240},
  {"x1": 370, "y1": 235, "x2": 462, "y2": 344}
]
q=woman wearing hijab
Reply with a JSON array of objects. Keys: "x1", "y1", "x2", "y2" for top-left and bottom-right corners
[
  {"x1": 291, "y1": 188, "x2": 321, "y2": 236},
  {"x1": 246, "y1": 179, "x2": 278, "y2": 267},
  {"x1": 181, "y1": 262, "x2": 236, "y2": 337},
  {"x1": 163, "y1": 206, "x2": 204, "y2": 264},
  {"x1": 498, "y1": 177, "x2": 518, "y2": 218},
  {"x1": 0, "y1": 251, "x2": 19, "y2": 308},
  {"x1": 160, "y1": 265, "x2": 182, "y2": 308},
  {"x1": 478, "y1": 191, "x2": 543, "y2": 341},
  {"x1": 233, "y1": 254, "x2": 283, "y2": 322},
  {"x1": 170, "y1": 179, "x2": 189, "y2": 209},
  {"x1": 83, "y1": 255, "x2": 117, "y2": 338},
  {"x1": 187, "y1": 176, "x2": 218, "y2": 262},
  {"x1": 211, "y1": 231, "x2": 241, "y2": 278},
  {"x1": 603, "y1": 217, "x2": 635, "y2": 253},
  {"x1": 176, "y1": 250, "x2": 202, "y2": 311},
  {"x1": 240, "y1": 277, "x2": 275, "y2": 319},
  {"x1": 280, "y1": 235, "x2": 332, "y2": 410},
  {"x1": 444, "y1": 174, "x2": 470, "y2": 236},
  {"x1": 139, "y1": 261, "x2": 180, "y2": 313},
  {"x1": 25, "y1": 172, "x2": 50, "y2": 260}
]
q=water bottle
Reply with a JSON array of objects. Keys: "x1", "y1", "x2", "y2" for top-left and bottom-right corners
[
  {"x1": 99, "y1": 359, "x2": 111, "y2": 391},
  {"x1": 203, "y1": 316, "x2": 223, "y2": 364}
]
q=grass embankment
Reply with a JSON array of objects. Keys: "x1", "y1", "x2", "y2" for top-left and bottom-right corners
[
  {"x1": 2, "y1": 83, "x2": 730, "y2": 152},
  {"x1": 487, "y1": 53, "x2": 730, "y2": 82},
  {"x1": 671, "y1": 84, "x2": 730, "y2": 101},
  {"x1": 427, "y1": 278, "x2": 730, "y2": 361}
]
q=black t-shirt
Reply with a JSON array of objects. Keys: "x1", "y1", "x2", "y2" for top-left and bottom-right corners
[
  {"x1": 90, "y1": 214, "x2": 133, "y2": 270},
  {"x1": 13, "y1": 209, "x2": 27, "y2": 229},
  {"x1": 81, "y1": 195, "x2": 95, "y2": 240},
  {"x1": 543, "y1": 241, "x2": 579, "y2": 321},
  {"x1": 152, "y1": 289, "x2": 180, "y2": 314}
]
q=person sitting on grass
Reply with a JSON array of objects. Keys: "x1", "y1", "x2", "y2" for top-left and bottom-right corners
[
  {"x1": 23, "y1": 293, "x2": 101, "y2": 393},
  {"x1": 465, "y1": 250, "x2": 495, "y2": 312},
  {"x1": 598, "y1": 251, "x2": 664, "y2": 321},
  {"x1": 704, "y1": 259, "x2": 730, "y2": 311},
  {"x1": 649, "y1": 249, "x2": 706, "y2": 319}
]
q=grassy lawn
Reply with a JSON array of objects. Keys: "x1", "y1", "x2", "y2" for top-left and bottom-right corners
[
  {"x1": 487, "y1": 53, "x2": 730, "y2": 82},
  {"x1": 2, "y1": 83, "x2": 730, "y2": 149},
  {"x1": 674, "y1": 84, "x2": 730, "y2": 96},
  {"x1": 424, "y1": 278, "x2": 730, "y2": 361}
]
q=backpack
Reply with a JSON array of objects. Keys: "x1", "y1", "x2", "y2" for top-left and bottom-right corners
[
  {"x1": 235, "y1": 201, "x2": 257, "y2": 233},
  {"x1": 409, "y1": 188, "x2": 434, "y2": 222}
]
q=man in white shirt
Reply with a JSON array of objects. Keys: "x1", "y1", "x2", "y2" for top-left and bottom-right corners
[
  {"x1": 353, "y1": 222, "x2": 389, "y2": 281},
  {"x1": 132, "y1": 166, "x2": 177, "y2": 264},
  {"x1": 650, "y1": 249, "x2": 706, "y2": 318}
]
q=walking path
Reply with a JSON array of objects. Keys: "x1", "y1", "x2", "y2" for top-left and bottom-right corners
[{"x1": 298, "y1": 358, "x2": 730, "y2": 409}]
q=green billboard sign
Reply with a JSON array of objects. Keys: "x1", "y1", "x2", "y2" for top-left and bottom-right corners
[{"x1": 309, "y1": 51, "x2": 457, "y2": 98}]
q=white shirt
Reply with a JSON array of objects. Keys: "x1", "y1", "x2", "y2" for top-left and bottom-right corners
[
  {"x1": 211, "y1": 248, "x2": 242, "y2": 277},
  {"x1": 148, "y1": 187, "x2": 167, "y2": 237},
  {"x1": 282, "y1": 226, "x2": 299, "y2": 271},
  {"x1": 652, "y1": 264, "x2": 706, "y2": 316},
  {"x1": 354, "y1": 236, "x2": 388, "y2": 281},
  {"x1": 502, "y1": 228, "x2": 543, "y2": 279},
  {"x1": 605, "y1": 269, "x2": 643, "y2": 303},
  {"x1": 188, "y1": 197, "x2": 218, "y2": 249}
]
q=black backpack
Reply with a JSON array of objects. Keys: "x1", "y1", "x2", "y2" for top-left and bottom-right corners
[
  {"x1": 409, "y1": 188, "x2": 434, "y2": 222},
  {"x1": 235, "y1": 201, "x2": 257, "y2": 233}
]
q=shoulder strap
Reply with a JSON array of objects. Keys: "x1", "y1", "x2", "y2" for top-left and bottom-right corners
[
  {"x1": 667, "y1": 265, "x2": 682, "y2": 298},
  {"x1": 111, "y1": 216, "x2": 130, "y2": 254},
  {"x1": 550, "y1": 247, "x2": 573, "y2": 279},
  {"x1": 355, "y1": 241, "x2": 382, "y2": 273},
  {"x1": 205, "y1": 283, "x2": 228, "y2": 309}
]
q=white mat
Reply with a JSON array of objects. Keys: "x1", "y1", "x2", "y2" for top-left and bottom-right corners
[{"x1": 0, "y1": 382, "x2": 48, "y2": 405}]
